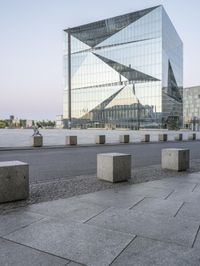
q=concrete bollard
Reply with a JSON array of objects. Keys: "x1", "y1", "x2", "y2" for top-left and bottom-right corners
[
  {"x1": 96, "y1": 135, "x2": 106, "y2": 144},
  {"x1": 161, "y1": 148, "x2": 189, "y2": 171},
  {"x1": 97, "y1": 153, "x2": 131, "y2": 182},
  {"x1": 175, "y1": 133, "x2": 183, "y2": 141},
  {"x1": 65, "y1": 136, "x2": 77, "y2": 145},
  {"x1": 0, "y1": 161, "x2": 29, "y2": 203},
  {"x1": 188, "y1": 133, "x2": 196, "y2": 140},
  {"x1": 30, "y1": 135, "x2": 43, "y2": 147},
  {"x1": 141, "y1": 134, "x2": 150, "y2": 142},
  {"x1": 119, "y1": 135, "x2": 130, "y2": 143},
  {"x1": 159, "y1": 134, "x2": 168, "y2": 142}
]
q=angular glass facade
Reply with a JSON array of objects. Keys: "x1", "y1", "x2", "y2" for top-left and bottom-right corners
[{"x1": 63, "y1": 5, "x2": 183, "y2": 129}]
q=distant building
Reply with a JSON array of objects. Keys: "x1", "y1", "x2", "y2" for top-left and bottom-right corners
[
  {"x1": 26, "y1": 120, "x2": 33, "y2": 128},
  {"x1": 56, "y1": 115, "x2": 64, "y2": 128},
  {"x1": 183, "y1": 86, "x2": 200, "y2": 130},
  {"x1": 63, "y1": 5, "x2": 183, "y2": 129}
]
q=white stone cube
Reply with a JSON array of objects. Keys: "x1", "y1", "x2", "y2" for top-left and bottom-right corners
[
  {"x1": 30, "y1": 136, "x2": 43, "y2": 147},
  {"x1": 0, "y1": 161, "x2": 29, "y2": 203},
  {"x1": 65, "y1": 136, "x2": 77, "y2": 145},
  {"x1": 97, "y1": 153, "x2": 131, "y2": 182},
  {"x1": 162, "y1": 148, "x2": 189, "y2": 171},
  {"x1": 119, "y1": 135, "x2": 129, "y2": 143},
  {"x1": 96, "y1": 135, "x2": 106, "y2": 144}
]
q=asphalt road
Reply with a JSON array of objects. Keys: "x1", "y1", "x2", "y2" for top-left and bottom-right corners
[{"x1": 0, "y1": 141, "x2": 200, "y2": 183}]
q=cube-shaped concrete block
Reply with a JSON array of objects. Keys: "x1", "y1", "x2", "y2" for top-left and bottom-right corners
[
  {"x1": 65, "y1": 136, "x2": 77, "y2": 145},
  {"x1": 188, "y1": 133, "x2": 196, "y2": 140},
  {"x1": 141, "y1": 134, "x2": 150, "y2": 142},
  {"x1": 161, "y1": 149, "x2": 190, "y2": 171},
  {"x1": 159, "y1": 134, "x2": 168, "y2": 141},
  {"x1": 30, "y1": 136, "x2": 43, "y2": 147},
  {"x1": 96, "y1": 135, "x2": 106, "y2": 144},
  {"x1": 0, "y1": 161, "x2": 29, "y2": 203},
  {"x1": 175, "y1": 133, "x2": 183, "y2": 141},
  {"x1": 97, "y1": 153, "x2": 131, "y2": 182},
  {"x1": 119, "y1": 135, "x2": 129, "y2": 143}
]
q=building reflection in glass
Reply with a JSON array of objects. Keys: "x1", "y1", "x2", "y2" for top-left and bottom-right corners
[{"x1": 63, "y1": 5, "x2": 183, "y2": 129}]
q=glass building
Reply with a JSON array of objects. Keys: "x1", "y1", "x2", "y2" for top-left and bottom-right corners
[
  {"x1": 183, "y1": 86, "x2": 200, "y2": 130},
  {"x1": 63, "y1": 5, "x2": 183, "y2": 129}
]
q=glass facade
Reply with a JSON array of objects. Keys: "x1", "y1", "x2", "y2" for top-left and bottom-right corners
[{"x1": 63, "y1": 5, "x2": 183, "y2": 129}]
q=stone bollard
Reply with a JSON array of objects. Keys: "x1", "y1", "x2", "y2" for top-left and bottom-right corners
[
  {"x1": 97, "y1": 153, "x2": 131, "y2": 182},
  {"x1": 96, "y1": 135, "x2": 106, "y2": 144},
  {"x1": 141, "y1": 134, "x2": 150, "y2": 142},
  {"x1": 30, "y1": 135, "x2": 43, "y2": 147},
  {"x1": 159, "y1": 134, "x2": 168, "y2": 142},
  {"x1": 161, "y1": 148, "x2": 189, "y2": 171},
  {"x1": 0, "y1": 161, "x2": 29, "y2": 203},
  {"x1": 119, "y1": 135, "x2": 130, "y2": 143},
  {"x1": 175, "y1": 133, "x2": 183, "y2": 141},
  {"x1": 65, "y1": 136, "x2": 77, "y2": 145},
  {"x1": 188, "y1": 133, "x2": 196, "y2": 140}
]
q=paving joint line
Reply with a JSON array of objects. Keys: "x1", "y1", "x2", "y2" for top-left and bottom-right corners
[
  {"x1": 83, "y1": 207, "x2": 110, "y2": 224},
  {"x1": 164, "y1": 190, "x2": 175, "y2": 200},
  {"x1": 0, "y1": 235, "x2": 73, "y2": 263},
  {"x1": 129, "y1": 197, "x2": 146, "y2": 210},
  {"x1": 109, "y1": 235, "x2": 137, "y2": 265},
  {"x1": 192, "y1": 224, "x2": 200, "y2": 248},
  {"x1": 1, "y1": 217, "x2": 46, "y2": 238},
  {"x1": 173, "y1": 202, "x2": 185, "y2": 217},
  {"x1": 192, "y1": 183, "x2": 200, "y2": 192}
]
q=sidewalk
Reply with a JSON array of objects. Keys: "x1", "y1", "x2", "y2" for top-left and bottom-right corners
[{"x1": 0, "y1": 173, "x2": 200, "y2": 265}]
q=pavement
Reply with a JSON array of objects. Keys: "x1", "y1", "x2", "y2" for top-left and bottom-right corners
[{"x1": 1, "y1": 172, "x2": 200, "y2": 265}]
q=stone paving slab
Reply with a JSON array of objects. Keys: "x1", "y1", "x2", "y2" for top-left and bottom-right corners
[
  {"x1": 130, "y1": 197, "x2": 183, "y2": 217},
  {"x1": 0, "y1": 210, "x2": 45, "y2": 236},
  {"x1": 138, "y1": 178, "x2": 198, "y2": 191},
  {"x1": 67, "y1": 262, "x2": 86, "y2": 266},
  {"x1": 87, "y1": 207, "x2": 199, "y2": 247},
  {"x1": 113, "y1": 184, "x2": 174, "y2": 199},
  {"x1": 25, "y1": 197, "x2": 106, "y2": 223},
  {"x1": 4, "y1": 217, "x2": 135, "y2": 266},
  {"x1": 111, "y1": 236, "x2": 200, "y2": 266},
  {"x1": 0, "y1": 238, "x2": 69, "y2": 266},
  {"x1": 176, "y1": 202, "x2": 200, "y2": 222},
  {"x1": 78, "y1": 189, "x2": 145, "y2": 209},
  {"x1": 168, "y1": 190, "x2": 200, "y2": 203}
]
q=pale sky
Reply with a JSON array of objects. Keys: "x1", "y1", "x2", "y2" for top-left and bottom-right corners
[{"x1": 0, "y1": 0, "x2": 199, "y2": 120}]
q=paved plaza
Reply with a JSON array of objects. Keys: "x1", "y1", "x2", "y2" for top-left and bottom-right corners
[{"x1": 1, "y1": 172, "x2": 200, "y2": 265}]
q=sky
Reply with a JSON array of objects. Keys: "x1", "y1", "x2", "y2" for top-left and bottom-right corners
[{"x1": 0, "y1": 0, "x2": 199, "y2": 120}]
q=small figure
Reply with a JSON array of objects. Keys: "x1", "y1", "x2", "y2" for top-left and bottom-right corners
[{"x1": 32, "y1": 126, "x2": 42, "y2": 136}]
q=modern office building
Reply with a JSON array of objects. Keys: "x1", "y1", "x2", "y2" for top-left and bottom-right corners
[
  {"x1": 183, "y1": 86, "x2": 200, "y2": 130},
  {"x1": 63, "y1": 5, "x2": 183, "y2": 129}
]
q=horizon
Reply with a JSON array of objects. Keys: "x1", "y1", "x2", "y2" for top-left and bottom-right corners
[{"x1": 0, "y1": 0, "x2": 199, "y2": 120}]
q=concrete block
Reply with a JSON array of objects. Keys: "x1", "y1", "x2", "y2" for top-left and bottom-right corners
[
  {"x1": 175, "y1": 133, "x2": 183, "y2": 141},
  {"x1": 30, "y1": 136, "x2": 43, "y2": 147},
  {"x1": 141, "y1": 134, "x2": 150, "y2": 142},
  {"x1": 96, "y1": 135, "x2": 105, "y2": 144},
  {"x1": 188, "y1": 133, "x2": 196, "y2": 140},
  {"x1": 159, "y1": 134, "x2": 167, "y2": 141},
  {"x1": 97, "y1": 153, "x2": 131, "y2": 182},
  {"x1": 65, "y1": 136, "x2": 77, "y2": 145},
  {"x1": 0, "y1": 161, "x2": 29, "y2": 203},
  {"x1": 161, "y1": 148, "x2": 190, "y2": 171},
  {"x1": 119, "y1": 135, "x2": 129, "y2": 143}
]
